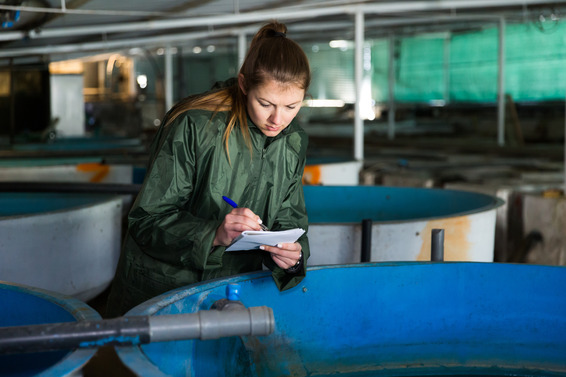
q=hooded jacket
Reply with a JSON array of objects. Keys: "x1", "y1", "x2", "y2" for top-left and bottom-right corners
[{"x1": 107, "y1": 108, "x2": 310, "y2": 316}]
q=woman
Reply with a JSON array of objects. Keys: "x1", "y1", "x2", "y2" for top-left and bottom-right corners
[{"x1": 107, "y1": 20, "x2": 311, "y2": 316}]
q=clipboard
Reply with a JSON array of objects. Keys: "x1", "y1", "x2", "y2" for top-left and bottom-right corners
[{"x1": 226, "y1": 228, "x2": 305, "y2": 252}]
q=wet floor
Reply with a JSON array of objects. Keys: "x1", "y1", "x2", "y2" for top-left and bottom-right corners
[{"x1": 82, "y1": 287, "x2": 136, "y2": 377}]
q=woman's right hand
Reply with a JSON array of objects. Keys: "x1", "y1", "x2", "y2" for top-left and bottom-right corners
[{"x1": 213, "y1": 207, "x2": 265, "y2": 247}]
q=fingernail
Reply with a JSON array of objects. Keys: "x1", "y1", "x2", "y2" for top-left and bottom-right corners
[
  {"x1": 259, "y1": 246, "x2": 265, "y2": 250},
  {"x1": 258, "y1": 219, "x2": 263, "y2": 224},
  {"x1": 277, "y1": 244, "x2": 282, "y2": 248}
]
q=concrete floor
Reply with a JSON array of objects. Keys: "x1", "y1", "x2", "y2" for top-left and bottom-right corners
[{"x1": 82, "y1": 288, "x2": 136, "y2": 377}]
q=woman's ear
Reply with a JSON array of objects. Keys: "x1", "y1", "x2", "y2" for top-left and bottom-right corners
[{"x1": 238, "y1": 74, "x2": 247, "y2": 95}]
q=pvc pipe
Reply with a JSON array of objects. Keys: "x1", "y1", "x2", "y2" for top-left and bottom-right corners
[
  {"x1": 0, "y1": 316, "x2": 150, "y2": 354},
  {"x1": 0, "y1": 29, "x2": 232, "y2": 58},
  {"x1": 150, "y1": 306, "x2": 274, "y2": 342},
  {"x1": 354, "y1": 9, "x2": 364, "y2": 162},
  {"x1": 431, "y1": 228, "x2": 445, "y2": 262},
  {"x1": 0, "y1": 306, "x2": 274, "y2": 354},
  {"x1": 0, "y1": 4, "x2": 167, "y2": 17},
  {"x1": 361, "y1": 219, "x2": 372, "y2": 263}
]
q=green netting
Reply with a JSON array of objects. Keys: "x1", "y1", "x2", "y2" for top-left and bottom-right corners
[
  {"x1": 449, "y1": 28, "x2": 499, "y2": 102},
  {"x1": 396, "y1": 35, "x2": 447, "y2": 102},
  {"x1": 377, "y1": 21, "x2": 566, "y2": 103},
  {"x1": 505, "y1": 22, "x2": 566, "y2": 101}
]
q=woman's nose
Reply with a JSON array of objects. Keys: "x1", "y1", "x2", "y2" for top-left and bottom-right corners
[{"x1": 269, "y1": 108, "x2": 282, "y2": 125}]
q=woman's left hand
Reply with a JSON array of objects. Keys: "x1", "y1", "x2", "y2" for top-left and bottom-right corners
[{"x1": 261, "y1": 242, "x2": 302, "y2": 270}]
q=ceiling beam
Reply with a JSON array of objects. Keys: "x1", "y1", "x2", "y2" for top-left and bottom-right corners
[{"x1": 2, "y1": 0, "x2": 564, "y2": 41}]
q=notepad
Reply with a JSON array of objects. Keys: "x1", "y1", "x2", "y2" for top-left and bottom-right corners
[{"x1": 226, "y1": 228, "x2": 305, "y2": 252}]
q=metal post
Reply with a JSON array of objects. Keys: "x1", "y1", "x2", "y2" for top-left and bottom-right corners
[
  {"x1": 361, "y1": 219, "x2": 372, "y2": 262},
  {"x1": 431, "y1": 228, "x2": 445, "y2": 262},
  {"x1": 238, "y1": 31, "x2": 246, "y2": 69},
  {"x1": 9, "y1": 58, "x2": 15, "y2": 145},
  {"x1": 354, "y1": 10, "x2": 364, "y2": 162},
  {"x1": 164, "y1": 45, "x2": 173, "y2": 112}
]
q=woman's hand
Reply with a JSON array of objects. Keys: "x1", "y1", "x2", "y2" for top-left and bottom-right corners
[
  {"x1": 213, "y1": 207, "x2": 265, "y2": 247},
  {"x1": 261, "y1": 242, "x2": 302, "y2": 270}
]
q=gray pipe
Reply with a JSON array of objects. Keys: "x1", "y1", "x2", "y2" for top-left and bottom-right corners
[
  {"x1": 150, "y1": 306, "x2": 274, "y2": 342},
  {"x1": 0, "y1": 306, "x2": 274, "y2": 354},
  {"x1": 431, "y1": 228, "x2": 445, "y2": 262}
]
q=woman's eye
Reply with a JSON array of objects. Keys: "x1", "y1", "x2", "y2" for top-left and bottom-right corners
[{"x1": 260, "y1": 103, "x2": 270, "y2": 108}]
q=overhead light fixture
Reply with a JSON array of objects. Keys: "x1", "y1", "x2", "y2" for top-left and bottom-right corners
[
  {"x1": 305, "y1": 99, "x2": 345, "y2": 108},
  {"x1": 329, "y1": 40, "x2": 349, "y2": 50},
  {"x1": 136, "y1": 74, "x2": 148, "y2": 89}
]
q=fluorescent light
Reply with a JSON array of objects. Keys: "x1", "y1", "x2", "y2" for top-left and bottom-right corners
[
  {"x1": 137, "y1": 74, "x2": 148, "y2": 89},
  {"x1": 329, "y1": 40, "x2": 349, "y2": 49},
  {"x1": 305, "y1": 99, "x2": 345, "y2": 107}
]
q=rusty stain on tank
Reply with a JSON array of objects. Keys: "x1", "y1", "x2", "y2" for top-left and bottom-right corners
[{"x1": 417, "y1": 216, "x2": 471, "y2": 261}]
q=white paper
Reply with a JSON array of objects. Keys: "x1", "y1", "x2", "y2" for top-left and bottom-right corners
[{"x1": 226, "y1": 228, "x2": 305, "y2": 252}]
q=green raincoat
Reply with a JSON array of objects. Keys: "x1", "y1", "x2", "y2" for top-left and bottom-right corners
[{"x1": 107, "y1": 108, "x2": 310, "y2": 316}]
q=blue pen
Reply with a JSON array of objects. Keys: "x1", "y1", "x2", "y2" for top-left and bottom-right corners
[{"x1": 222, "y1": 196, "x2": 268, "y2": 231}]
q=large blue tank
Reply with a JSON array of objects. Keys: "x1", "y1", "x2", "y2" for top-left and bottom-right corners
[
  {"x1": 0, "y1": 281, "x2": 101, "y2": 377},
  {"x1": 116, "y1": 262, "x2": 566, "y2": 376}
]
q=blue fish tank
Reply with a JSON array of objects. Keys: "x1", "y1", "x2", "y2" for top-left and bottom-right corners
[{"x1": 115, "y1": 262, "x2": 566, "y2": 376}]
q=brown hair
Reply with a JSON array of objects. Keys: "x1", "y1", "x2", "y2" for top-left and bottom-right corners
[{"x1": 162, "y1": 20, "x2": 311, "y2": 158}]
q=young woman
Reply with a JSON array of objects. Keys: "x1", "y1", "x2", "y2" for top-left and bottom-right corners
[{"x1": 107, "y1": 21, "x2": 311, "y2": 316}]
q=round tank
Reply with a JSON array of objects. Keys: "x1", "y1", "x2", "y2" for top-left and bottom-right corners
[
  {"x1": 303, "y1": 186, "x2": 504, "y2": 264},
  {"x1": 117, "y1": 262, "x2": 566, "y2": 377},
  {"x1": 0, "y1": 136, "x2": 146, "y2": 184},
  {"x1": 116, "y1": 262, "x2": 566, "y2": 377},
  {"x1": 0, "y1": 192, "x2": 122, "y2": 301},
  {"x1": 0, "y1": 280, "x2": 101, "y2": 377},
  {"x1": 10, "y1": 136, "x2": 144, "y2": 153}
]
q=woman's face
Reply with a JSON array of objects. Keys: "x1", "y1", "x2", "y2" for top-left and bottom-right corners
[{"x1": 239, "y1": 75, "x2": 305, "y2": 137}]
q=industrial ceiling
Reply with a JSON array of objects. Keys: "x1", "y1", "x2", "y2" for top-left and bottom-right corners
[{"x1": 1, "y1": 0, "x2": 566, "y2": 64}]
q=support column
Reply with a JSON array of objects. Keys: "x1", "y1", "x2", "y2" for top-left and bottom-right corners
[
  {"x1": 354, "y1": 10, "x2": 365, "y2": 162},
  {"x1": 238, "y1": 32, "x2": 247, "y2": 69},
  {"x1": 164, "y1": 45, "x2": 174, "y2": 112}
]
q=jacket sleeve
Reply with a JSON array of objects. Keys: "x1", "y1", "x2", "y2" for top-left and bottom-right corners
[
  {"x1": 127, "y1": 114, "x2": 224, "y2": 270},
  {"x1": 264, "y1": 131, "x2": 310, "y2": 291}
]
